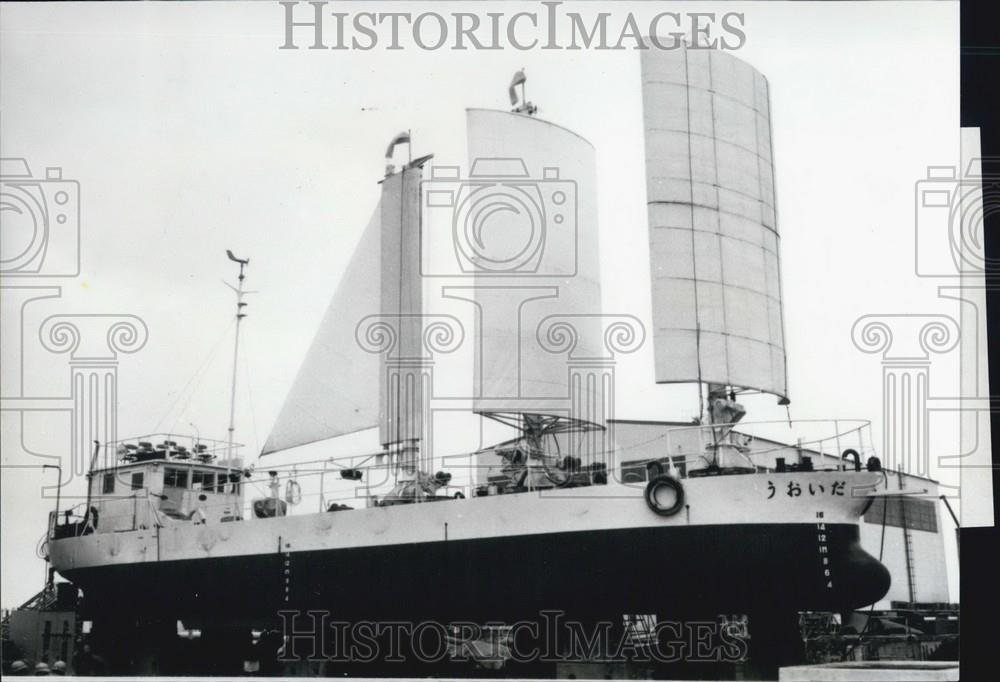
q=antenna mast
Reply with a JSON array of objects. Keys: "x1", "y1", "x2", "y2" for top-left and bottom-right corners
[{"x1": 224, "y1": 249, "x2": 251, "y2": 459}]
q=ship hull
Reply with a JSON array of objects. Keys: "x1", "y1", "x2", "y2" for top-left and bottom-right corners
[
  {"x1": 62, "y1": 521, "x2": 887, "y2": 627},
  {"x1": 50, "y1": 472, "x2": 890, "y2": 626}
]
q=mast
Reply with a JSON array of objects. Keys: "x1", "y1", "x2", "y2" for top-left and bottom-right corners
[
  {"x1": 382, "y1": 132, "x2": 433, "y2": 501},
  {"x1": 384, "y1": 130, "x2": 414, "y2": 480},
  {"x1": 260, "y1": 136, "x2": 435, "y2": 507},
  {"x1": 459, "y1": 71, "x2": 605, "y2": 485},
  {"x1": 224, "y1": 250, "x2": 250, "y2": 459},
  {"x1": 640, "y1": 44, "x2": 789, "y2": 459}
]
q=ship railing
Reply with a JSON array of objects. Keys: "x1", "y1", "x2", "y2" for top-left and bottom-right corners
[
  {"x1": 48, "y1": 503, "x2": 91, "y2": 540},
  {"x1": 48, "y1": 491, "x2": 172, "y2": 539},
  {"x1": 99, "y1": 433, "x2": 245, "y2": 470},
  {"x1": 305, "y1": 453, "x2": 605, "y2": 512},
  {"x1": 238, "y1": 442, "x2": 613, "y2": 518},
  {"x1": 657, "y1": 419, "x2": 877, "y2": 473},
  {"x1": 219, "y1": 450, "x2": 482, "y2": 516},
  {"x1": 53, "y1": 421, "x2": 881, "y2": 532}
]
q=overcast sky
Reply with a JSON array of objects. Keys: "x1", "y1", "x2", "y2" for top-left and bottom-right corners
[{"x1": 1, "y1": 1, "x2": 961, "y2": 607}]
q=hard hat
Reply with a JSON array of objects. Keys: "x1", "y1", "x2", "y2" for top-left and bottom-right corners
[
  {"x1": 52, "y1": 661, "x2": 67, "y2": 672},
  {"x1": 11, "y1": 661, "x2": 28, "y2": 673},
  {"x1": 34, "y1": 661, "x2": 51, "y2": 673}
]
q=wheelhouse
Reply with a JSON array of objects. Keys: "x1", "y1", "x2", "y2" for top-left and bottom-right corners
[{"x1": 51, "y1": 435, "x2": 248, "y2": 539}]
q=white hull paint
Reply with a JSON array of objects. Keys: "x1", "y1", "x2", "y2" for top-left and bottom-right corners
[{"x1": 50, "y1": 471, "x2": 879, "y2": 572}]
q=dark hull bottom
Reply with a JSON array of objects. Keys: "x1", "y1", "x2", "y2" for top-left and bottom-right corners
[{"x1": 65, "y1": 522, "x2": 889, "y2": 626}]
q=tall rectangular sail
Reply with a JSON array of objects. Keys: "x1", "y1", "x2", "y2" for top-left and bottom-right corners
[
  {"x1": 378, "y1": 166, "x2": 424, "y2": 448},
  {"x1": 641, "y1": 45, "x2": 788, "y2": 401},
  {"x1": 451, "y1": 109, "x2": 604, "y2": 425}
]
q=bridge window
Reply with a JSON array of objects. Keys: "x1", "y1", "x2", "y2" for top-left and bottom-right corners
[
  {"x1": 190, "y1": 470, "x2": 225, "y2": 492},
  {"x1": 130, "y1": 472, "x2": 144, "y2": 490},
  {"x1": 102, "y1": 473, "x2": 115, "y2": 494},
  {"x1": 164, "y1": 468, "x2": 188, "y2": 488}
]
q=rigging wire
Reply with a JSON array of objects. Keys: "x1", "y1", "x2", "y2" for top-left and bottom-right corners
[
  {"x1": 154, "y1": 319, "x2": 236, "y2": 433},
  {"x1": 242, "y1": 329, "x2": 261, "y2": 457}
]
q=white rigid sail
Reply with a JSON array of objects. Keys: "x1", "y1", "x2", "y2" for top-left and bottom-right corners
[
  {"x1": 448, "y1": 109, "x2": 604, "y2": 427},
  {"x1": 641, "y1": 45, "x2": 788, "y2": 401}
]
